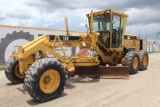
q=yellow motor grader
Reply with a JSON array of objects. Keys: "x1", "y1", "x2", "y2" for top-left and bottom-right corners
[{"x1": 5, "y1": 9, "x2": 149, "y2": 102}]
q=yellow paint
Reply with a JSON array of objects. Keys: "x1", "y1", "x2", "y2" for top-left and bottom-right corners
[
  {"x1": 123, "y1": 34, "x2": 140, "y2": 52},
  {"x1": 143, "y1": 54, "x2": 148, "y2": 67},
  {"x1": 39, "y1": 69, "x2": 60, "y2": 94},
  {"x1": 133, "y1": 56, "x2": 138, "y2": 69},
  {"x1": 12, "y1": 9, "x2": 142, "y2": 77},
  {"x1": 14, "y1": 62, "x2": 25, "y2": 78}
]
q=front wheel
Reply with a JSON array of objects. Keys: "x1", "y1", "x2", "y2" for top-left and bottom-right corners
[
  {"x1": 5, "y1": 56, "x2": 25, "y2": 84},
  {"x1": 24, "y1": 58, "x2": 66, "y2": 102}
]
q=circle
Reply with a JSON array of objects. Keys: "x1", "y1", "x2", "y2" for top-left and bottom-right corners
[
  {"x1": 39, "y1": 69, "x2": 60, "y2": 94},
  {"x1": 133, "y1": 56, "x2": 138, "y2": 69},
  {"x1": 143, "y1": 54, "x2": 148, "y2": 67}
]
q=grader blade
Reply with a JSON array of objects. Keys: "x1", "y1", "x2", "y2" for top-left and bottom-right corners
[{"x1": 75, "y1": 66, "x2": 130, "y2": 79}]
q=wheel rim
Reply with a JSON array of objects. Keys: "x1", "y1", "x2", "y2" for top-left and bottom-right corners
[
  {"x1": 143, "y1": 54, "x2": 148, "y2": 67},
  {"x1": 14, "y1": 63, "x2": 25, "y2": 78},
  {"x1": 39, "y1": 69, "x2": 60, "y2": 94},
  {"x1": 133, "y1": 56, "x2": 138, "y2": 69}
]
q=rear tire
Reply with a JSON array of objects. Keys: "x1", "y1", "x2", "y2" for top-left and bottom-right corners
[
  {"x1": 123, "y1": 51, "x2": 140, "y2": 74},
  {"x1": 138, "y1": 50, "x2": 149, "y2": 70},
  {"x1": 24, "y1": 58, "x2": 66, "y2": 102},
  {"x1": 5, "y1": 56, "x2": 25, "y2": 84}
]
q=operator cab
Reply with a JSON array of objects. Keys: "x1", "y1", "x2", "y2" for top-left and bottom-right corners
[{"x1": 87, "y1": 9, "x2": 128, "y2": 49}]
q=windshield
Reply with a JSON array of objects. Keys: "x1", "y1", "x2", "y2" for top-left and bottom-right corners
[{"x1": 93, "y1": 13, "x2": 110, "y2": 31}]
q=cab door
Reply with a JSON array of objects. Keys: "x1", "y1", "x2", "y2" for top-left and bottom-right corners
[{"x1": 112, "y1": 15, "x2": 123, "y2": 48}]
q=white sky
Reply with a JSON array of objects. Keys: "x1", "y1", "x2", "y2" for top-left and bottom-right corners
[{"x1": 0, "y1": 0, "x2": 160, "y2": 39}]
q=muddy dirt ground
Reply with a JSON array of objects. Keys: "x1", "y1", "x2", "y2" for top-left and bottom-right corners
[{"x1": 0, "y1": 53, "x2": 160, "y2": 107}]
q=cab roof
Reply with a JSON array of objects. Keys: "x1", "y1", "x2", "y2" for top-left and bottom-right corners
[
  {"x1": 86, "y1": 9, "x2": 129, "y2": 17},
  {"x1": 124, "y1": 33, "x2": 139, "y2": 37}
]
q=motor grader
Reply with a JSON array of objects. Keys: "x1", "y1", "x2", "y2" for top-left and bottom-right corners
[{"x1": 5, "y1": 9, "x2": 149, "y2": 102}]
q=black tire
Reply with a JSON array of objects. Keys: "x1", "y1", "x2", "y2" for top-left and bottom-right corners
[
  {"x1": 5, "y1": 56, "x2": 25, "y2": 84},
  {"x1": 123, "y1": 51, "x2": 140, "y2": 74},
  {"x1": 138, "y1": 50, "x2": 149, "y2": 70},
  {"x1": 24, "y1": 58, "x2": 66, "y2": 102}
]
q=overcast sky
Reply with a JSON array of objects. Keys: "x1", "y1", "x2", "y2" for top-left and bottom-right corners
[{"x1": 0, "y1": 0, "x2": 160, "y2": 39}]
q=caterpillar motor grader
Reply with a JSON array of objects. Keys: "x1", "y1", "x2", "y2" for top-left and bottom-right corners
[{"x1": 5, "y1": 9, "x2": 149, "y2": 102}]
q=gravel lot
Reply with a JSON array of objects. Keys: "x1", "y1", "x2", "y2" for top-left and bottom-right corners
[{"x1": 0, "y1": 53, "x2": 160, "y2": 107}]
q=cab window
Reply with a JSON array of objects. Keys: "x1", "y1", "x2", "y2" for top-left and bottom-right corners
[{"x1": 112, "y1": 15, "x2": 123, "y2": 48}]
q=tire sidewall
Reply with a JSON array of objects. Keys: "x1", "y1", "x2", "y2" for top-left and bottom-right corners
[
  {"x1": 143, "y1": 52, "x2": 149, "y2": 69},
  {"x1": 5, "y1": 56, "x2": 24, "y2": 83},
  {"x1": 36, "y1": 64, "x2": 65, "y2": 98},
  {"x1": 140, "y1": 51, "x2": 149, "y2": 70},
  {"x1": 11, "y1": 61, "x2": 24, "y2": 81},
  {"x1": 124, "y1": 51, "x2": 140, "y2": 74},
  {"x1": 25, "y1": 59, "x2": 66, "y2": 102},
  {"x1": 131, "y1": 53, "x2": 140, "y2": 74}
]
